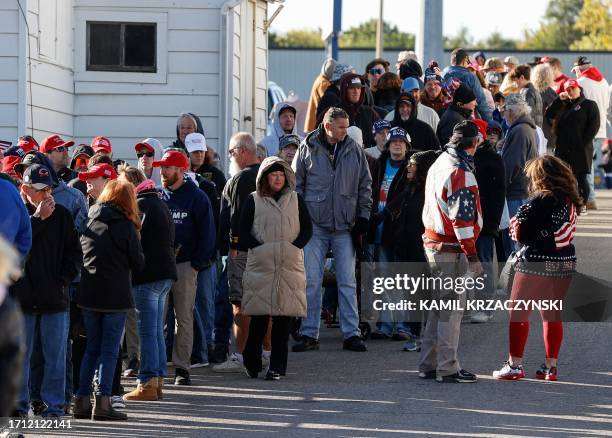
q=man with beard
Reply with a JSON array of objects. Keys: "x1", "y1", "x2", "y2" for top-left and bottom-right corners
[
  {"x1": 155, "y1": 150, "x2": 215, "y2": 385},
  {"x1": 214, "y1": 132, "x2": 271, "y2": 372},
  {"x1": 437, "y1": 85, "x2": 477, "y2": 146},
  {"x1": 391, "y1": 93, "x2": 440, "y2": 152},
  {"x1": 338, "y1": 74, "x2": 380, "y2": 147}
]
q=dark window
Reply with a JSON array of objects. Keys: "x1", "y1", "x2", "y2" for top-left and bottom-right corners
[{"x1": 87, "y1": 22, "x2": 156, "y2": 72}]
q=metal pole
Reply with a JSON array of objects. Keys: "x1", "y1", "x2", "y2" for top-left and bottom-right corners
[
  {"x1": 375, "y1": 0, "x2": 384, "y2": 58},
  {"x1": 332, "y1": 0, "x2": 342, "y2": 60}
]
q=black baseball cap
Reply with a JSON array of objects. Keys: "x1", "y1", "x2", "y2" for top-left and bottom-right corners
[
  {"x1": 13, "y1": 151, "x2": 44, "y2": 175},
  {"x1": 22, "y1": 164, "x2": 53, "y2": 189},
  {"x1": 574, "y1": 56, "x2": 591, "y2": 67},
  {"x1": 452, "y1": 120, "x2": 480, "y2": 139}
]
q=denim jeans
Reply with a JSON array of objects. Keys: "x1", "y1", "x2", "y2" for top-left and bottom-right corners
[
  {"x1": 192, "y1": 264, "x2": 217, "y2": 363},
  {"x1": 133, "y1": 279, "x2": 172, "y2": 384},
  {"x1": 476, "y1": 233, "x2": 495, "y2": 299},
  {"x1": 300, "y1": 225, "x2": 360, "y2": 340},
  {"x1": 589, "y1": 138, "x2": 605, "y2": 197},
  {"x1": 77, "y1": 311, "x2": 126, "y2": 396},
  {"x1": 213, "y1": 260, "x2": 232, "y2": 346},
  {"x1": 507, "y1": 198, "x2": 527, "y2": 252},
  {"x1": 372, "y1": 244, "x2": 411, "y2": 336},
  {"x1": 18, "y1": 312, "x2": 69, "y2": 416}
]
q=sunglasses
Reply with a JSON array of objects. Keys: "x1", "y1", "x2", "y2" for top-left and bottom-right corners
[
  {"x1": 52, "y1": 146, "x2": 67, "y2": 153},
  {"x1": 137, "y1": 151, "x2": 155, "y2": 158},
  {"x1": 369, "y1": 68, "x2": 384, "y2": 75},
  {"x1": 75, "y1": 157, "x2": 89, "y2": 167}
]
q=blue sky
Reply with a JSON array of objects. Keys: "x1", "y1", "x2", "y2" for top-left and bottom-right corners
[{"x1": 269, "y1": 0, "x2": 550, "y2": 42}]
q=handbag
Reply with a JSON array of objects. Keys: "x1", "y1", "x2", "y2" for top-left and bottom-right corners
[{"x1": 497, "y1": 246, "x2": 526, "y2": 295}]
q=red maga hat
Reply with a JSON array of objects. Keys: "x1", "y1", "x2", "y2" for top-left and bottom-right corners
[
  {"x1": 78, "y1": 163, "x2": 117, "y2": 181},
  {"x1": 152, "y1": 150, "x2": 189, "y2": 169}
]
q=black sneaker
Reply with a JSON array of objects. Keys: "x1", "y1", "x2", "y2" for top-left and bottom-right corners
[
  {"x1": 418, "y1": 370, "x2": 436, "y2": 379},
  {"x1": 174, "y1": 368, "x2": 192, "y2": 385},
  {"x1": 436, "y1": 369, "x2": 477, "y2": 383},
  {"x1": 210, "y1": 344, "x2": 229, "y2": 364},
  {"x1": 265, "y1": 370, "x2": 281, "y2": 381},
  {"x1": 292, "y1": 336, "x2": 320, "y2": 352},
  {"x1": 11, "y1": 409, "x2": 28, "y2": 418},
  {"x1": 32, "y1": 399, "x2": 47, "y2": 416},
  {"x1": 343, "y1": 335, "x2": 367, "y2": 352},
  {"x1": 123, "y1": 357, "x2": 140, "y2": 378}
]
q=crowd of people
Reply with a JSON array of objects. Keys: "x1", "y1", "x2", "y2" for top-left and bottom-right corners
[{"x1": 0, "y1": 48, "x2": 610, "y2": 421}]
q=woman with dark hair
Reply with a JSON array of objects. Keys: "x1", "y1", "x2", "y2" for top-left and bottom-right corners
[
  {"x1": 74, "y1": 180, "x2": 145, "y2": 421},
  {"x1": 239, "y1": 156, "x2": 312, "y2": 380},
  {"x1": 546, "y1": 79, "x2": 600, "y2": 209},
  {"x1": 373, "y1": 72, "x2": 402, "y2": 112},
  {"x1": 493, "y1": 155, "x2": 582, "y2": 382}
]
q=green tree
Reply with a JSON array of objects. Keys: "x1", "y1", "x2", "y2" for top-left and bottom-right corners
[
  {"x1": 339, "y1": 19, "x2": 414, "y2": 48},
  {"x1": 478, "y1": 32, "x2": 517, "y2": 50},
  {"x1": 444, "y1": 26, "x2": 474, "y2": 50},
  {"x1": 570, "y1": 0, "x2": 612, "y2": 50},
  {"x1": 268, "y1": 29, "x2": 324, "y2": 48},
  {"x1": 519, "y1": 0, "x2": 585, "y2": 49}
]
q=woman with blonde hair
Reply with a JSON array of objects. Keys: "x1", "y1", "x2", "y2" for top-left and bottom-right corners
[
  {"x1": 74, "y1": 179, "x2": 145, "y2": 421},
  {"x1": 532, "y1": 64, "x2": 558, "y2": 151},
  {"x1": 493, "y1": 155, "x2": 581, "y2": 382}
]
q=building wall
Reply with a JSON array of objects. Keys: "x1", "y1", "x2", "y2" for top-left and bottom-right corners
[
  {"x1": 269, "y1": 48, "x2": 612, "y2": 107},
  {"x1": 0, "y1": 2, "x2": 21, "y2": 142}
]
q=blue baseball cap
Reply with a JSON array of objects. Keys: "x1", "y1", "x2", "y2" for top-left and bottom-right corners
[
  {"x1": 401, "y1": 77, "x2": 420, "y2": 92},
  {"x1": 372, "y1": 120, "x2": 391, "y2": 135},
  {"x1": 386, "y1": 126, "x2": 411, "y2": 146}
]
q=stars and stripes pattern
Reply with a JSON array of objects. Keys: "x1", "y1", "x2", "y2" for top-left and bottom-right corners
[
  {"x1": 510, "y1": 198, "x2": 576, "y2": 249},
  {"x1": 554, "y1": 202, "x2": 576, "y2": 249}
]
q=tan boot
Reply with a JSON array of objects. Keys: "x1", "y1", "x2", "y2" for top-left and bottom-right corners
[
  {"x1": 122, "y1": 378, "x2": 158, "y2": 401},
  {"x1": 157, "y1": 376, "x2": 164, "y2": 400}
]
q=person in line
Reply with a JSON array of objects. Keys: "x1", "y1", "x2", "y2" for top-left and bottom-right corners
[
  {"x1": 541, "y1": 57, "x2": 569, "y2": 94},
  {"x1": 277, "y1": 134, "x2": 301, "y2": 165},
  {"x1": 261, "y1": 104, "x2": 299, "y2": 156},
  {"x1": 493, "y1": 156, "x2": 581, "y2": 381},
  {"x1": 170, "y1": 112, "x2": 205, "y2": 150},
  {"x1": 419, "y1": 121, "x2": 484, "y2": 383},
  {"x1": 292, "y1": 107, "x2": 372, "y2": 353},
  {"x1": 436, "y1": 85, "x2": 477, "y2": 147},
  {"x1": 135, "y1": 138, "x2": 163, "y2": 186},
  {"x1": 118, "y1": 166, "x2": 177, "y2": 401},
  {"x1": 420, "y1": 68, "x2": 450, "y2": 114},
  {"x1": 532, "y1": 64, "x2": 559, "y2": 152},
  {"x1": 240, "y1": 156, "x2": 312, "y2": 380},
  {"x1": 40, "y1": 134, "x2": 75, "y2": 183},
  {"x1": 391, "y1": 93, "x2": 440, "y2": 152},
  {"x1": 187, "y1": 133, "x2": 227, "y2": 197},
  {"x1": 365, "y1": 120, "x2": 391, "y2": 161},
  {"x1": 12, "y1": 164, "x2": 81, "y2": 418},
  {"x1": 74, "y1": 179, "x2": 144, "y2": 421},
  {"x1": 546, "y1": 79, "x2": 600, "y2": 210},
  {"x1": 337, "y1": 74, "x2": 380, "y2": 147},
  {"x1": 509, "y1": 65, "x2": 543, "y2": 127},
  {"x1": 315, "y1": 64, "x2": 354, "y2": 122},
  {"x1": 304, "y1": 58, "x2": 336, "y2": 133},
  {"x1": 373, "y1": 72, "x2": 402, "y2": 113}
]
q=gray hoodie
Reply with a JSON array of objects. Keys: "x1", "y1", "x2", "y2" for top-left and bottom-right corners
[
  {"x1": 261, "y1": 103, "x2": 299, "y2": 156},
  {"x1": 137, "y1": 138, "x2": 163, "y2": 186},
  {"x1": 501, "y1": 115, "x2": 537, "y2": 200}
]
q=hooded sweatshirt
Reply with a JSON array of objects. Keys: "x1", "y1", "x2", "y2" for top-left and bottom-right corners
[
  {"x1": 577, "y1": 67, "x2": 610, "y2": 138},
  {"x1": 261, "y1": 103, "x2": 299, "y2": 156},
  {"x1": 171, "y1": 113, "x2": 205, "y2": 150},
  {"x1": 443, "y1": 65, "x2": 493, "y2": 123},
  {"x1": 500, "y1": 115, "x2": 538, "y2": 200},
  {"x1": 391, "y1": 93, "x2": 440, "y2": 152},
  {"x1": 137, "y1": 139, "x2": 163, "y2": 186},
  {"x1": 305, "y1": 59, "x2": 336, "y2": 133},
  {"x1": 339, "y1": 73, "x2": 380, "y2": 147}
]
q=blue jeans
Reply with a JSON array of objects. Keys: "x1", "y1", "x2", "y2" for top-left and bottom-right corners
[
  {"x1": 373, "y1": 244, "x2": 411, "y2": 336},
  {"x1": 18, "y1": 312, "x2": 69, "y2": 416},
  {"x1": 213, "y1": 261, "x2": 232, "y2": 346},
  {"x1": 77, "y1": 311, "x2": 126, "y2": 396},
  {"x1": 300, "y1": 226, "x2": 360, "y2": 340},
  {"x1": 507, "y1": 198, "x2": 527, "y2": 252},
  {"x1": 192, "y1": 264, "x2": 217, "y2": 363},
  {"x1": 476, "y1": 233, "x2": 495, "y2": 299},
  {"x1": 133, "y1": 279, "x2": 172, "y2": 383}
]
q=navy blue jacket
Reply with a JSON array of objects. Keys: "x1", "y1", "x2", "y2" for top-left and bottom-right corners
[{"x1": 161, "y1": 178, "x2": 216, "y2": 270}]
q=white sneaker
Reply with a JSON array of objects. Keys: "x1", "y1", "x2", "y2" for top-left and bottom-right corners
[
  {"x1": 470, "y1": 311, "x2": 493, "y2": 323},
  {"x1": 213, "y1": 353, "x2": 244, "y2": 373},
  {"x1": 493, "y1": 361, "x2": 525, "y2": 380}
]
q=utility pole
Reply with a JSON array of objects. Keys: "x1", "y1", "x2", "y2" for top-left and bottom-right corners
[
  {"x1": 416, "y1": 0, "x2": 444, "y2": 67},
  {"x1": 375, "y1": 0, "x2": 384, "y2": 58},
  {"x1": 331, "y1": 0, "x2": 342, "y2": 60}
]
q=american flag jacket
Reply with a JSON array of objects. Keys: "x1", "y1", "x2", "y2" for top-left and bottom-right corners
[
  {"x1": 510, "y1": 193, "x2": 577, "y2": 275},
  {"x1": 422, "y1": 147, "x2": 482, "y2": 256}
]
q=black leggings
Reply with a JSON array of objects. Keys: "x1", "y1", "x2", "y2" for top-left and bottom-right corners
[
  {"x1": 576, "y1": 173, "x2": 590, "y2": 204},
  {"x1": 243, "y1": 316, "x2": 291, "y2": 375}
]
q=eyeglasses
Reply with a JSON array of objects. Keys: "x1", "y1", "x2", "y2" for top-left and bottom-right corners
[
  {"x1": 369, "y1": 68, "x2": 384, "y2": 75},
  {"x1": 137, "y1": 151, "x2": 155, "y2": 158},
  {"x1": 75, "y1": 157, "x2": 89, "y2": 168},
  {"x1": 52, "y1": 146, "x2": 67, "y2": 153},
  {"x1": 228, "y1": 146, "x2": 242, "y2": 157}
]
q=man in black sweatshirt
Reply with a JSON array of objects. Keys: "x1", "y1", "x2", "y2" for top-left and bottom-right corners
[{"x1": 11, "y1": 164, "x2": 81, "y2": 418}]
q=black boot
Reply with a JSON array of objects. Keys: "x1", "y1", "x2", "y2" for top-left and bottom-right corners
[
  {"x1": 73, "y1": 395, "x2": 92, "y2": 419},
  {"x1": 92, "y1": 395, "x2": 127, "y2": 421}
]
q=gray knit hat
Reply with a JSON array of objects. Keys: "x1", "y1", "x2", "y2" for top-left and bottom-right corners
[{"x1": 330, "y1": 63, "x2": 354, "y2": 82}]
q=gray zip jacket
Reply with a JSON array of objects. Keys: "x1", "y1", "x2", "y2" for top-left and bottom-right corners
[{"x1": 293, "y1": 125, "x2": 372, "y2": 232}]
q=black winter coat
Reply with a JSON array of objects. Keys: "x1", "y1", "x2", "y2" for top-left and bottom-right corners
[
  {"x1": 77, "y1": 203, "x2": 145, "y2": 311},
  {"x1": 133, "y1": 189, "x2": 177, "y2": 286},
  {"x1": 436, "y1": 104, "x2": 472, "y2": 146},
  {"x1": 392, "y1": 93, "x2": 440, "y2": 152},
  {"x1": 195, "y1": 163, "x2": 227, "y2": 197},
  {"x1": 474, "y1": 141, "x2": 506, "y2": 236},
  {"x1": 546, "y1": 95, "x2": 600, "y2": 175},
  {"x1": 367, "y1": 150, "x2": 409, "y2": 245},
  {"x1": 316, "y1": 85, "x2": 342, "y2": 122},
  {"x1": 388, "y1": 183, "x2": 427, "y2": 263},
  {"x1": 11, "y1": 204, "x2": 81, "y2": 313}
]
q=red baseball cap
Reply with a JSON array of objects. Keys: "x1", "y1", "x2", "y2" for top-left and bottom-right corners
[
  {"x1": 91, "y1": 136, "x2": 112, "y2": 154},
  {"x1": 2, "y1": 156, "x2": 21, "y2": 175},
  {"x1": 78, "y1": 163, "x2": 118, "y2": 181},
  {"x1": 40, "y1": 134, "x2": 74, "y2": 153},
  {"x1": 17, "y1": 136, "x2": 39, "y2": 152},
  {"x1": 152, "y1": 150, "x2": 189, "y2": 169},
  {"x1": 565, "y1": 79, "x2": 581, "y2": 90},
  {"x1": 472, "y1": 119, "x2": 488, "y2": 140}
]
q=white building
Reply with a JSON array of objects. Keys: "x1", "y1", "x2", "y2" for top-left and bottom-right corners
[{"x1": 1, "y1": 0, "x2": 274, "y2": 167}]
